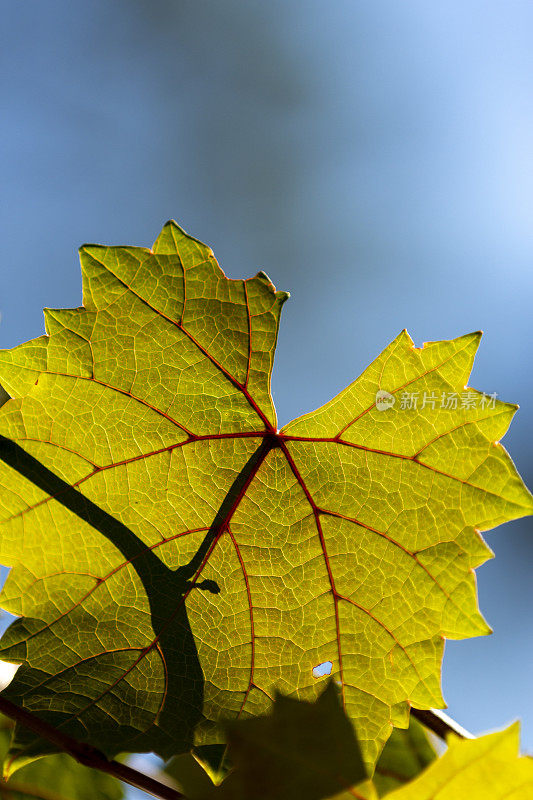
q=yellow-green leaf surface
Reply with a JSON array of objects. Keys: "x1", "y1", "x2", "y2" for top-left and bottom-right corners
[
  {"x1": 0, "y1": 222, "x2": 531, "y2": 771},
  {"x1": 385, "y1": 724, "x2": 533, "y2": 799}
]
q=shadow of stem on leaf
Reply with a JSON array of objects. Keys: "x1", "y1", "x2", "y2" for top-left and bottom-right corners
[{"x1": 0, "y1": 434, "x2": 273, "y2": 761}]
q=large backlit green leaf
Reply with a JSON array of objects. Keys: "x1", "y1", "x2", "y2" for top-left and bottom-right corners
[
  {"x1": 0, "y1": 221, "x2": 531, "y2": 771},
  {"x1": 384, "y1": 724, "x2": 533, "y2": 799}
]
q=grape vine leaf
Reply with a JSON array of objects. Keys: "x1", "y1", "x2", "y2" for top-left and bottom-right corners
[
  {"x1": 0, "y1": 715, "x2": 123, "y2": 800},
  {"x1": 306, "y1": 715, "x2": 437, "y2": 800},
  {"x1": 205, "y1": 680, "x2": 366, "y2": 800},
  {"x1": 168, "y1": 707, "x2": 436, "y2": 800},
  {"x1": 372, "y1": 717, "x2": 436, "y2": 796},
  {"x1": 384, "y1": 723, "x2": 533, "y2": 799},
  {"x1": 0, "y1": 221, "x2": 531, "y2": 772},
  {"x1": 165, "y1": 751, "x2": 218, "y2": 800}
]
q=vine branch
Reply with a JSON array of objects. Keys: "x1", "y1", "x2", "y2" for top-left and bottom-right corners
[
  {"x1": 411, "y1": 707, "x2": 474, "y2": 740},
  {"x1": 0, "y1": 696, "x2": 184, "y2": 800},
  {"x1": 0, "y1": 693, "x2": 474, "y2": 800}
]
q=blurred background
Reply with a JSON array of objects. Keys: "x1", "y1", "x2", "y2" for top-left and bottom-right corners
[{"x1": 0, "y1": 0, "x2": 532, "y2": 758}]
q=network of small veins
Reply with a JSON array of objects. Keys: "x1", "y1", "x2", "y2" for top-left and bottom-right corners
[{"x1": 3, "y1": 260, "x2": 499, "y2": 719}]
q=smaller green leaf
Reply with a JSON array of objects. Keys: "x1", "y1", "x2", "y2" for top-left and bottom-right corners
[
  {"x1": 0, "y1": 715, "x2": 123, "y2": 800},
  {"x1": 324, "y1": 779, "x2": 377, "y2": 800},
  {"x1": 319, "y1": 718, "x2": 437, "y2": 800},
  {"x1": 192, "y1": 745, "x2": 230, "y2": 783},
  {"x1": 373, "y1": 717, "x2": 437, "y2": 795},
  {"x1": 209, "y1": 680, "x2": 366, "y2": 800},
  {"x1": 385, "y1": 723, "x2": 533, "y2": 799},
  {"x1": 165, "y1": 752, "x2": 216, "y2": 800}
]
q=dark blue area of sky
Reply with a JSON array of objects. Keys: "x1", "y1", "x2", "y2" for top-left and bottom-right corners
[{"x1": 0, "y1": 0, "x2": 532, "y2": 755}]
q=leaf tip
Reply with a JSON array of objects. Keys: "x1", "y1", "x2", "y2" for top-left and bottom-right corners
[
  {"x1": 397, "y1": 329, "x2": 415, "y2": 347},
  {"x1": 78, "y1": 243, "x2": 106, "y2": 260},
  {"x1": 254, "y1": 270, "x2": 290, "y2": 303},
  {"x1": 152, "y1": 219, "x2": 214, "y2": 259},
  {"x1": 160, "y1": 219, "x2": 190, "y2": 239}
]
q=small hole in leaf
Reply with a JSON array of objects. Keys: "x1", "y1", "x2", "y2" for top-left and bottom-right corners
[{"x1": 312, "y1": 661, "x2": 333, "y2": 678}]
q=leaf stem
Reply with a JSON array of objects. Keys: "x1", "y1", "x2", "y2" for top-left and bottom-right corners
[
  {"x1": 0, "y1": 696, "x2": 185, "y2": 800},
  {"x1": 411, "y1": 708, "x2": 474, "y2": 741}
]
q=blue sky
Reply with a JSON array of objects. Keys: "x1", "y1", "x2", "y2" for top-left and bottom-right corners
[{"x1": 1, "y1": 0, "x2": 532, "y2": 755}]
